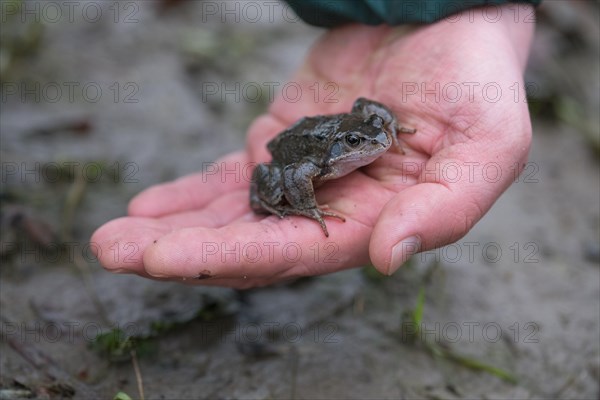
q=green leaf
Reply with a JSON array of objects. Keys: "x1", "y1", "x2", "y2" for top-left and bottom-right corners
[{"x1": 113, "y1": 391, "x2": 133, "y2": 400}]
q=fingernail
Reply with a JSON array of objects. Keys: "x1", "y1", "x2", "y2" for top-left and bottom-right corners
[{"x1": 389, "y1": 236, "x2": 421, "y2": 275}]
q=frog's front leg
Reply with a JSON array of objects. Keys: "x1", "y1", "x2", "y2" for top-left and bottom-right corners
[
  {"x1": 352, "y1": 98, "x2": 416, "y2": 151},
  {"x1": 282, "y1": 162, "x2": 345, "y2": 237}
]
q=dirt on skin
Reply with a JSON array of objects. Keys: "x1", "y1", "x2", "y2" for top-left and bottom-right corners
[{"x1": 1, "y1": 1, "x2": 599, "y2": 399}]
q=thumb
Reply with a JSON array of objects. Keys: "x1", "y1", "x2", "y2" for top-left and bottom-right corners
[{"x1": 369, "y1": 180, "x2": 500, "y2": 275}]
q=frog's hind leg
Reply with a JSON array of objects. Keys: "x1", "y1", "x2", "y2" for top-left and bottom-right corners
[
  {"x1": 250, "y1": 163, "x2": 286, "y2": 217},
  {"x1": 252, "y1": 197, "x2": 286, "y2": 218}
]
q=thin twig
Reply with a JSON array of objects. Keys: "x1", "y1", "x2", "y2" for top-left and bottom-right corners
[{"x1": 131, "y1": 350, "x2": 145, "y2": 400}]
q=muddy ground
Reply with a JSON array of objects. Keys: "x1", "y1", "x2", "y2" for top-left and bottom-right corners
[{"x1": 1, "y1": 1, "x2": 599, "y2": 399}]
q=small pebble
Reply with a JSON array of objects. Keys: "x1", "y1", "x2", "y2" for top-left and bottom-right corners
[{"x1": 583, "y1": 240, "x2": 600, "y2": 265}]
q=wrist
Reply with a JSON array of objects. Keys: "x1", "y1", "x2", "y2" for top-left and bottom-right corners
[{"x1": 434, "y1": 3, "x2": 535, "y2": 69}]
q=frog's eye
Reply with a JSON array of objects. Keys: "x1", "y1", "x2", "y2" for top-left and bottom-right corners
[{"x1": 345, "y1": 133, "x2": 361, "y2": 147}]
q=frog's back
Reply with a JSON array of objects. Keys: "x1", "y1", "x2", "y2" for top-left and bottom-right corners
[{"x1": 267, "y1": 116, "x2": 341, "y2": 165}]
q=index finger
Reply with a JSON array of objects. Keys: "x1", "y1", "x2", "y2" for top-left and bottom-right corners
[{"x1": 141, "y1": 214, "x2": 374, "y2": 282}]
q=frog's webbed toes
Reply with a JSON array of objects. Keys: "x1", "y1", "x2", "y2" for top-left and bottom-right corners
[
  {"x1": 310, "y1": 207, "x2": 346, "y2": 237},
  {"x1": 398, "y1": 125, "x2": 417, "y2": 134},
  {"x1": 316, "y1": 206, "x2": 346, "y2": 222},
  {"x1": 312, "y1": 213, "x2": 330, "y2": 237},
  {"x1": 278, "y1": 206, "x2": 345, "y2": 237}
]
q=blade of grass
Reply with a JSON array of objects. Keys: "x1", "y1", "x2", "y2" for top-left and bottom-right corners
[
  {"x1": 424, "y1": 342, "x2": 518, "y2": 384},
  {"x1": 412, "y1": 286, "x2": 425, "y2": 327},
  {"x1": 441, "y1": 347, "x2": 518, "y2": 384}
]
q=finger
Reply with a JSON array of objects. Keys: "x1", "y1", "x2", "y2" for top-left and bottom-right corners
[
  {"x1": 92, "y1": 189, "x2": 257, "y2": 272},
  {"x1": 128, "y1": 151, "x2": 252, "y2": 217},
  {"x1": 369, "y1": 147, "x2": 531, "y2": 275},
  {"x1": 90, "y1": 216, "x2": 171, "y2": 273},
  {"x1": 159, "y1": 189, "x2": 251, "y2": 228},
  {"x1": 141, "y1": 213, "x2": 375, "y2": 282}
]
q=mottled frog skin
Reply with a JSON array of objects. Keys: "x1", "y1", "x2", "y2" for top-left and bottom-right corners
[{"x1": 250, "y1": 98, "x2": 415, "y2": 236}]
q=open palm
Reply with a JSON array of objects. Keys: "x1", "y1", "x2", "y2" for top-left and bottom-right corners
[{"x1": 92, "y1": 6, "x2": 534, "y2": 288}]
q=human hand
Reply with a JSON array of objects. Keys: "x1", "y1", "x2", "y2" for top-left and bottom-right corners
[{"x1": 91, "y1": 4, "x2": 535, "y2": 287}]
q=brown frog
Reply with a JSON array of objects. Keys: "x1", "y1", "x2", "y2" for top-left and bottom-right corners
[{"x1": 250, "y1": 98, "x2": 415, "y2": 236}]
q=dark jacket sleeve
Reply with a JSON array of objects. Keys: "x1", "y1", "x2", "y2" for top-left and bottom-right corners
[{"x1": 284, "y1": 0, "x2": 542, "y2": 27}]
